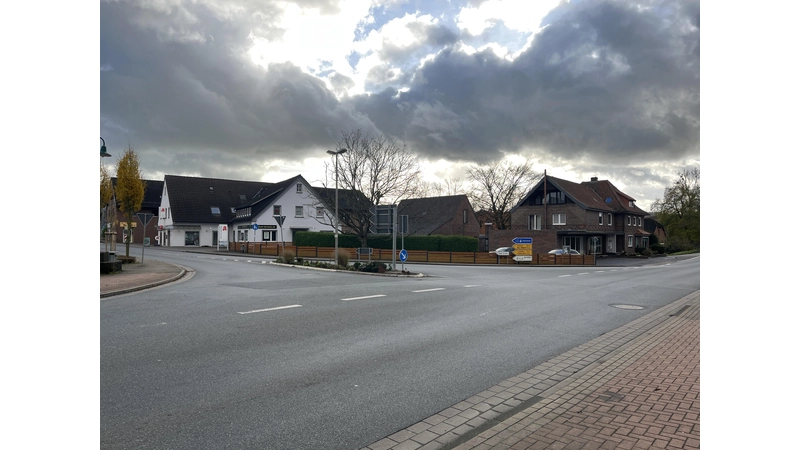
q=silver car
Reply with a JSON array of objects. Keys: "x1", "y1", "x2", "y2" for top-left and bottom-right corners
[{"x1": 548, "y1": 248, "x2": 581, "y2": 255}]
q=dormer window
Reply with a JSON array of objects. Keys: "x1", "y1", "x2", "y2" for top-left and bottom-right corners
[{"x1": 210, "y1": 206, "x2": 221, "y2": 215}]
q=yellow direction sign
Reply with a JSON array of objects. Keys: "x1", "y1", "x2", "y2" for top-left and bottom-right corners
[
  {"x1": 512, "y1": 247, "x2": 532, "y2": 256},
  {"x1": 513, "y1": 243, "x2": 532, "y2": 256}
]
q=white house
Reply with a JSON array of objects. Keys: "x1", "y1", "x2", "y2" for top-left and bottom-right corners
[
  {"x1": 229, "y1": 174, "x2": 336, "y2": 245},
  {"x1": 156, "y1": 174, "x2": 336, "y2": 247}
]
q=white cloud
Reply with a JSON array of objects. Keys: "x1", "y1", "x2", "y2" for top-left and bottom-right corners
[{"x1": 456, "y1": 0, "x2": 564, "y2": 35}]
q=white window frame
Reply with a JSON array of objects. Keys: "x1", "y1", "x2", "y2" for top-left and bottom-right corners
[
  {"x1": 638, "y1": 217, "x2": 642, "y2": 226},
  {"x1": 598, "y1": 212, "x2": 603, "y2": 225},
  {"x1": 607, "y1": 213, "x2": 612, "y2": 226},
  {"x1": 552, "y1": 213, "x2": 566, "y2": 225},
  {"x1": 295, "y1": 206, "x2": 303, "y2": 217},
  {"x1": 529, "y1": 214, "x2": 541, "y2": 230},
  {"x1": 296, "y1": 183, "x2": 303, "y2": 193},
  {"x1": 316, "y1": 207, "x2": 325, "y2": 218},
  {"x1": 628, "y1": 235, "x2": 633, "y2": 247},
  {"x1": 627, "y1": 216, "x2": 631, "y2": 226}
]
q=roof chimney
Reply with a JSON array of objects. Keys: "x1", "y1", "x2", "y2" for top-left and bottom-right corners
[{"x1": 590, "y1": 177, "x2": 598, "y2": 183}]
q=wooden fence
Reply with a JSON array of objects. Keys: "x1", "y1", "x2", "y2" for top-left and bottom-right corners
[{"x1": 230, "y1": 242, "x2": 595, "y2": 266}]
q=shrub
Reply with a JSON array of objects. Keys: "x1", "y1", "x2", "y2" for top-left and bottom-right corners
[
  {"x1": 282, "y1": 249, "x2": 296, "y2": 264},
  {"x1": 337, "y1": 252, "x2": 349, "y2": 268},
  {"x1": 352, "y1": 261, "x2": 361, "y2": 270}
]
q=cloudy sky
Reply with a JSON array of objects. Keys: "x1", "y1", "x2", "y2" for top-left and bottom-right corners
[{"x1": 100, "y1": 0, "x2": 700, "y2": 210}]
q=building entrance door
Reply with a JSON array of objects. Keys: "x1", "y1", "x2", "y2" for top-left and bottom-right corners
[{"x1": 185, "y1": 231, "x2": 199, "y2": 246}]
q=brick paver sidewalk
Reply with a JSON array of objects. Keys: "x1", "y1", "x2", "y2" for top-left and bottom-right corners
[{"x1": 363, "y1": 291, "x2": 700, "y2": 450}]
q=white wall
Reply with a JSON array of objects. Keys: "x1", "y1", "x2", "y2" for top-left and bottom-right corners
[{"x1": 250, "y1": 181, "x2": 335, "y2": 243}]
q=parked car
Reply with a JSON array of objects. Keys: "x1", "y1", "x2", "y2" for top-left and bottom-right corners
[
  {"x1": 548, "y1": 248, "x2": 582, "y2": 255},
  {"x1": 490, "y1": 246, "x2": 515, "y2": 256}
]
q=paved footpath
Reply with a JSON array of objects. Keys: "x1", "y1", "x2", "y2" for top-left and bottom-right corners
[{"x1": 363, "y1": 291, "x2": 700, "y2": 450}]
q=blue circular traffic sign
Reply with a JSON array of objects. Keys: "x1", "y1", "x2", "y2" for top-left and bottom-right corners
[{"x1": 399, "y1": 249, "x2": 408, "y2": 262}]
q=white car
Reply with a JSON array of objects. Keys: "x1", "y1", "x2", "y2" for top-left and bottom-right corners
[
  {"x1": 491, "y1": 246, "x2": 515, "y2": 256},
  {"x1": 548, "y1": 248, "x2": 581, "y2": 255}
]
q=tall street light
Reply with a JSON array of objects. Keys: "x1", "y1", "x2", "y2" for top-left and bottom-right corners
[{"x1": 327, "y1": 148, "x2": 347, "y2": 265}]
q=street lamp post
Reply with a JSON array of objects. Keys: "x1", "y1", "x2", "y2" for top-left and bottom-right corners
[
  {"x1": 100, "y1": 137, "x2": 112, "y2": 158},
  {"x1": 327, "y1": 148, "x2": 347, "y2": 265}
]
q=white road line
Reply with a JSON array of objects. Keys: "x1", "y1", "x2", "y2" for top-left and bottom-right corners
[
  {"x1": 558, "y1": 275, "x2": 571, "y2": 278},
  {"x1": 464, "y1": 285, "x2": 481, "y2": 288},
  {"x1": 237, "y1": 305, "x2": 302, "y2": 315},
  {"x1": 412, "y1": 288, "x2": 445, "y2": 293},
  {"x1": 578, "y1": 272, "x2": 589, "y2": 275},
  {"x1": 341, "y1": 295, "x2": 387, "y2": 301}
]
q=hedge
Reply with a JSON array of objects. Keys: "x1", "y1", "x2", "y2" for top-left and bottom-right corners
[{"x1": 294, "y1": 231, "x2": 478, "y2": 252}]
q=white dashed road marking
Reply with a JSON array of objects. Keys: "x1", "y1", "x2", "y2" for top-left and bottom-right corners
[
  {"x1": 341, "y1": 295, "x2": 387, "y2": 302},
  {"x1": 238, "y1": 305, "x2": 302, "y2": 315}
]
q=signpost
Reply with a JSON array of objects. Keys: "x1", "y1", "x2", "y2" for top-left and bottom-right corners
[
  {"x1": 511, "y1": 237, "x2": 532, "y2": 263},
  {"x1": 399, "y1": 248, "x2": 408, "y2": 271},
  {"x1": 135, "y1": 213, "x2": 154, "y2": 263},
  {"x1": 218, "y1": 224, "x2": 229, "y2": 250}
]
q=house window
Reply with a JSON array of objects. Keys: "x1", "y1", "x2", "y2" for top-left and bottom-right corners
[
  {"x1": 463, "y1": 209, "x2": 468, "y2": 224},
  {"x1": 528, "y1": 214, "x2": 541, "y2": 230},
  {"x1": 638, "y1": 217, "x2": 642, "y2": 227},
  {"x1": 296, "y1": 183, "x2": 303, "y2": 193},
  {"x1": 295, "y1": 206, "x2": 303, "y2": 217},
  {"x1": 547, "y1": 191, "x2": 565, "y2": 204},
  {"x1": 552, "y1": 213, "x2": 566, "y2": 225},
  {"x1": 210, "y1": 206, "x2": 221, "y2": 215},
  {"x1": 627, "y1": 216, "x2": 631, "y2": 226},
  {"x1": 262, "y1": 230, "x2": 276, "y2": 241},
  {"x1": 274, "y1": 205, "x2": 281, "y2": 216},
  {"x1": 607, "y1": 213, "x2": 612, "y2": 226},
  {"x1": 316, "y1": 207, "x2": 324, "y2": 218},
  {"x1": 598, "y1": 212, "x2": 603, "y2": 225},
  {"x1": 628, "y1": 235, "x2": 633, "y2": 247}
]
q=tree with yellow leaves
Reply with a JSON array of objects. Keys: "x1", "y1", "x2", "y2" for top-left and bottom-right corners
[
  {"x1": 115, "y1": 146, "x2": 146, "y2": 257},
  {"x1": 100, "y1": 163, "x2": 114, "y2": 239}
]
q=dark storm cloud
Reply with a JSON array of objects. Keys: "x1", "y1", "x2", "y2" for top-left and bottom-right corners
[
  {"x1": 350, "y1": 0, "x2": 700, "y2": 165},
  {"x1": 101, "y1": 0, "x2": 377, "y2": 176},
  {"x1": 101, "y1": 0, "x2": 699, "y2": 183}
]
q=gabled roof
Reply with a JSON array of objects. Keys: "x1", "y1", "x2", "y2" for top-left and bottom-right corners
[
  {"x1": 398, "y1": 194, "x2": 473, "y2": 235},
  {"x1": 580, "y1": 179, "x2": 648, "y2": 215},
  {"x1": 314, "y1": 187, "x2": 372, "y2": 212},
  {"x1": 513, "y1": 175, "x2": 615, "y2": 213},
  {"x1": 234, "y1": 175, "x2": 303, "y2": 220},
  {"x1": 644, "y1": 217, "x2": 665, "y2": 234},
  {"x1": 110, "y1": 178, "x2": 164, "y2": 210},
  {"x1": 164, "y1": 175, "x2": 271, "y2": 224},
  {"x1": 512, "y1": 174, "x2": 649, "y2": 215}
]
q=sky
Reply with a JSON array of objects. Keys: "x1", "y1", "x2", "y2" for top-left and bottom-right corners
[{"x1": 99, "y1": 0, "x2": 700, "y2": 211}]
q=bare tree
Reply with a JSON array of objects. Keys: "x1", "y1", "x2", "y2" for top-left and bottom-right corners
[
  {"x1": 321, "y1": 130, "x2": 422, "y2": 246},
  {"x1": 418, "y1": 177, "x2": 466, "y2": 197},
  {"x1": 466, "y1": 158, "x2": 540, "y2": 230}
]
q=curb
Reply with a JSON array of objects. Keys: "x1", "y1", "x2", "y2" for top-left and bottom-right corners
[
  {"x1": 100, "y1": 264, "x2": 194, "y2": 299},
  {"x1": 362, "y1": 290, "x2": 700, "y2": 450},
  {"x1": 268, "y1": 261, "x2": 426, "y2": 277}
]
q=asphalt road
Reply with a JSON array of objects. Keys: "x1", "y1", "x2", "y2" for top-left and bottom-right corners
[{"x1": 101, "y1": 250, "x2": 700, "y2": 449}]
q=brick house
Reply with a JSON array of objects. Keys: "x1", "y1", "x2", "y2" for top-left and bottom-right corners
[
  {"x1": 107, "y1": 178, "x2": 164, "y2": 245},
  {"x1": 490, "y1": 174, "x2": 650, "y2": 255},
  {"x1": 397, "y1": 195, "x2": 480, "y2": 237}
]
